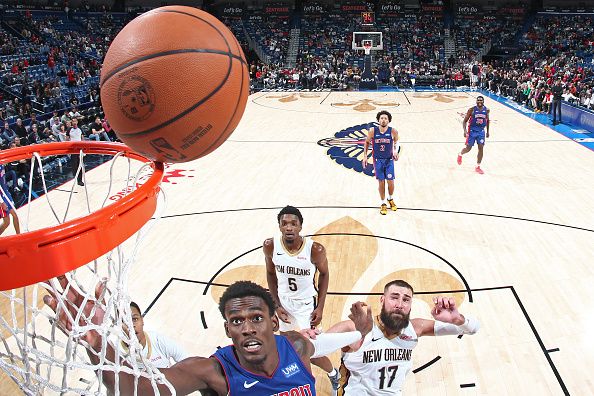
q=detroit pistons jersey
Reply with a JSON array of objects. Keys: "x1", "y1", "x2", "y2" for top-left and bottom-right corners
[
  {"x1": 469, "y1": 106, "x2": 488, "y2": 132},
  {"x1": 340, "y1": 320, "x2": 418, "y2": 396},
  {"x1": 212, "y1": 334, "x2": 316, "y2": 396},
  {"x1": 372, "y1": 126, "x2": 394, "y2": 159},
  {"x1": 273, "y1": 235, "x2": 316, "y2": 300}
]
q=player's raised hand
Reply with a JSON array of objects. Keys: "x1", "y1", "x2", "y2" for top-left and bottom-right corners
[
  {"x1": 430, "y1": 296, "x2": 464, "y2": 325},
  {"x1": 43, "y1": 276, "x2": 108, "y2": 351},
  {"x1": 349, "y1": 302, "x2": 373, "y2": 337}
]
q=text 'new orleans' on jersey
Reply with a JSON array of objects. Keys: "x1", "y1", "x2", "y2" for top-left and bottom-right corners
[
  {"x1": 273, "y1": 235, "x2": 317, "y2": 300},
  {"x1": 339, "y1": 320, "x2": 418, "y2": 395}
]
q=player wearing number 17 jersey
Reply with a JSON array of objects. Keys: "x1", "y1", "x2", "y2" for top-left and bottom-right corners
[
  {"x1": 326, "y1": 280, "x2": 480, "y2": 395},
  {"x1": 265, "y1": 205, "x2": 341, "y2": 393}
]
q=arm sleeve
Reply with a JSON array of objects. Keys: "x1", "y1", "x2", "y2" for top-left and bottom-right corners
[
  {"x1": 433, "y1": 316, "x2": 480, "y2": 336},
  {"x1": 310, "y1": 331, "x2": 362, "y2": 358}
]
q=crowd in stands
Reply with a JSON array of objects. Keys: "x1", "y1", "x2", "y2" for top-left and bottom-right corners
[
  {"x1": 0, "y1": 6, "x2": 592, "y2": 193},
  {"x1": 482, "y1": 15, "x2": 594, "y2": 111},
  {"x1": 452, "y1": 16, "x2": 523, "y2": 62},
  {"x1": 243, "y1": 13, "x2": 290, "y2": 64}
]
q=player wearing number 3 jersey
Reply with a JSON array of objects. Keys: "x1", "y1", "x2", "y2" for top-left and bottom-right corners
[
  {"x1": 362, "y1": 111, "x2": 400, "y2": 216},
  {"x1": 265, "y1": 205, "x2": 341, "y2": 393}
]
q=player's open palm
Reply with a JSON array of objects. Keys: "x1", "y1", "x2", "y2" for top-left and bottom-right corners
[
  {"x1": 43, "y1": 276, "x2": 107, "y2": 351},
  {"x1": 430, "y1": 296, "x2": 463, "y2": 324}
]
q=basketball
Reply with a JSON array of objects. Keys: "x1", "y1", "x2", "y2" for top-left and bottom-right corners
[{"x1": 100, "y1": 6, "x2": 249, "y2": 163}]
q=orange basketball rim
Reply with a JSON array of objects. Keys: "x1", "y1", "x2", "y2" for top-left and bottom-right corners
[{"x1": 0, "y1": 142, "x2": 164, "y2": 291}]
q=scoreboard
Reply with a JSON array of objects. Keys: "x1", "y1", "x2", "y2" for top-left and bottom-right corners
[{"x1": 361, "y1": 11, "x2": 375, "y2": 25}]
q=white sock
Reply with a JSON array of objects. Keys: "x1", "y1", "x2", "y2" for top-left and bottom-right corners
[
  {"x1": 476, "y1": 163, "x2": 481, "y2": 167},
  {"x1": 387, "y1": 195, "x2": 392, "y2": 200},
  {"x1": 328, "y1": 368, "x2": 338, "y2": 377}
]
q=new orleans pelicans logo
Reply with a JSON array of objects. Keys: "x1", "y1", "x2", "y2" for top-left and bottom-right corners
[
  {"x1": 331, "y1": 98, "x2": 399, "y2": 112},
  {"x1": 318, "y1": 123, "x2": 376, "y2": 177},
  {"x1": 413, "y1": 93, "x2": 467, "y2": 103},
  {"x1": 265, "y1": 93, "x2": 322, "y2": 103}
]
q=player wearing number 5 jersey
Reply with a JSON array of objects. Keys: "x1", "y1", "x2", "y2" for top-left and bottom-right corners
[
  {"x1": 327, "y1": 280, "x2": 480, "y2": 395},
  {"x1": 265, "y1": 205, "x2": 341, "y2": 393},
  {"x1": 362, "y1": 111, "x2": 400, "y2": 216},
  {"x1": 458, "y1": 96, "x2": 490, "y2": 174}
]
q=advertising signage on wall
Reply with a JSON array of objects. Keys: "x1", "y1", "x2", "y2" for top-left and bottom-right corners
[
  {"x1": 421, "y1": 4, "x2": 444, "y2": 14},
  {"x1": 222, "y1": 6, "x2": 244, "y2": 16},
  {"x1": 265, "y1": 5, "x2": 290, "y2": 14},
  {"x1": 341, "y1": 3, "x2": 373, "y2": 13},
  {"x1": 456, "y1": 5, "x2": 481, "y2": 15},
  {"x1": 380, "y1": 4, "x2": 402, "y2": 14},
  {"x1": 303, "y1": 4, "x2": 325, "y2": 15},
  {"x1": 499, "y1": 7, "x2": 525, "y2": 15}
]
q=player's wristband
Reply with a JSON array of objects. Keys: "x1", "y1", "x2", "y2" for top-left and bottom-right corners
[
  {"x1": 433, "y1": 316, "x2": 479, "y2": 336},
  {"x1": 310, "y1": 331, "x2": 362, "y2": 358}
]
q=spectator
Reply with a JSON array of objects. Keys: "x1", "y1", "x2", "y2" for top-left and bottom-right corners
[
  {"x1": 90, "y1": 116, "x2": 110, "y2": 141},
  {"x1": 2, "y1": 122, "x2": 17, "y2": 145}
]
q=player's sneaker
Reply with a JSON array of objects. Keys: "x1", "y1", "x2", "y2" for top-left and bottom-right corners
[
  {"x1": 475, "y1": 166, "x2": 484, "y2": 175},
  {"x1": 328, "y1": 370, "x2": 340, "y2": 395},
  {"x1": 380, "y1": 204, "x2": 388, "y2": 215},
  {"x1": 388, "y1": 198, "x2": 397, "y2": 211},
  {"x1": 457, "y1": 154, "x2": 462, "y2": 165}
]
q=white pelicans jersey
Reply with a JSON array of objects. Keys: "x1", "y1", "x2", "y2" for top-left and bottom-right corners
[
  {"x1": 340, "y1": 320, "x2": 418, "y2": 395},
  {"x1": 272, "y1": 235, "x2": 317, "y2": 300}
]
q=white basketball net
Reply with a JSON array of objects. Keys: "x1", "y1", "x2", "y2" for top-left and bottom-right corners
[{"x1": 0, "y1": 147, "x2": 174, "y2": 395}]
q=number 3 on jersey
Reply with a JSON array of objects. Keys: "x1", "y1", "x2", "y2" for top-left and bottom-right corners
[
  {"x1": 378, "y1": 366, "x2": 399, "y2": 389},
  {"x1": 288, "y1": 277, "x2": 298, "y2": 291}
]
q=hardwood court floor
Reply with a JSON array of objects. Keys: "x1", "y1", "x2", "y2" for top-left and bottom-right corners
[{"x1": 3, "y1": 90, "x2": 594, "y2": 395}]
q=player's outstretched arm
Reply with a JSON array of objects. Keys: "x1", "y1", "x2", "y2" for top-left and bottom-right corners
[
  {"x1": 412, "y1": 296, "x2": 480, "y2": 337},
  {"x1": 298, "y1": 301, "x2": 373, "y2": 358},
  {"x1": 43, "y1": 277, "x2": 224, "y2": 395}
]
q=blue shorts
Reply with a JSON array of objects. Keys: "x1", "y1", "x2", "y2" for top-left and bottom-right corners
[
  {"x1": 466, "y1": 129, "x2": 486, "y2": 146},
  {"x1": 373, "y1": 158, "x2": 395, "y2": 180}
]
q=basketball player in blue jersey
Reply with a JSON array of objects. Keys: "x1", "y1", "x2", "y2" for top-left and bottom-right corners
[
  {"x1": 265, "y1": 205, "x2": 340, "y2": 393},
  {"x1": 316, "y1": 280, "x2": 480, "y2": 395},
  {"x1": 0, "y1": 164, "x2": 20, "y2": 236},
  {"x1": 45, "y1": 279, "x2": 373, "y2": 396},
  {"x1": 362, "y1": 111, "x2": 400, "y2": 215},
  {"x1": 458, "y1": 96, "x2": 490, "y2": 174}
]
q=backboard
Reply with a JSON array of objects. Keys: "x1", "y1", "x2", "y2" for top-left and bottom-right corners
[{"x1": 352, "y1": 31, "x2": 383, "y2": 50}]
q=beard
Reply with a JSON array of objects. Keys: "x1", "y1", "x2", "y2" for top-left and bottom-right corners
[{"x1": 380, "y1": 305, "x2": 410, "y2": 333}]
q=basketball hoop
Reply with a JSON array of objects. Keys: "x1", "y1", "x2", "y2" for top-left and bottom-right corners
[
  {"x1": 0, "y1": 141, "x2": 174, "y2": 395},
  {"x1": 0, "y1": 142, "x2": 163, "y2": 290}
]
